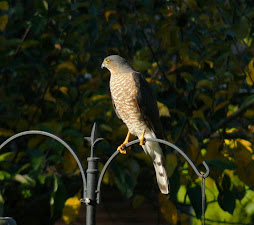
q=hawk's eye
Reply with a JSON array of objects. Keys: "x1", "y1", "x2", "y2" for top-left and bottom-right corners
[{"x1": 106, "y1": 59, "x2": 111, "y2": 63}]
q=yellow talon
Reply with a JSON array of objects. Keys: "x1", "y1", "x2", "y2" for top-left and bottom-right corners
[
  {"x1": 117, "y1": 131, "x2": 131, "y2": 154},
  {"x1": 117, "y1": 144, "x2": 127, "y2": 154},
  {"x1": 139, "y1": 130, "x2": 146, "y2": 146}
]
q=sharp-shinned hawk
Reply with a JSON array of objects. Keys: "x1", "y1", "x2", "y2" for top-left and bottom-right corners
[{"x1": 101, "y1": 55, "x2": 169, "y2": 194}]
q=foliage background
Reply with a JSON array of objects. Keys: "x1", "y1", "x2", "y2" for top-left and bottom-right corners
[{"x1": 0, "y1": 0, "x2": 254, "y2": 224}]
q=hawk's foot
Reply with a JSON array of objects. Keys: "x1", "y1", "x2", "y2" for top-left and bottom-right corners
[
  {"x1": 139, "y1": 130, "x2": 146, "y2": 146},
  {"x1": 117, "y1": 131, "x2": 131, "y2": 154},
  {"x1": 117, "y1": 143, "x2": 128, "y2": 154}
]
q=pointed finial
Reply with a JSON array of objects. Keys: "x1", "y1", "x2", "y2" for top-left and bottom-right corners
[{"x1": 84, "y1": 123, "x2": 104, "y2": 157}]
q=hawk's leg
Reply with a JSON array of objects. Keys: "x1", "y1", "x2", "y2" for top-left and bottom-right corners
[
  {"x1": 117, "y1": 131, "x2": 131, "y2": 154},
  {"x1": 139, "y1": 130, "x2": 146, "y2": 146}
]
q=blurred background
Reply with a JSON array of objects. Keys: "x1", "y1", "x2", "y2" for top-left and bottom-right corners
[{"x1": 0, "y1": 0, "x2": 254, "y2": 224}]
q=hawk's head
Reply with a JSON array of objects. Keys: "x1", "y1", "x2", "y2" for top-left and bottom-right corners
[{"x1": 101, "y1": 55, "x2": 134, "y2": 73}]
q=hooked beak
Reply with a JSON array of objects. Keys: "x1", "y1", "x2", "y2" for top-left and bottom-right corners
[{"x1": 101, "y1": 61, "x2": 105, "y2": 69}]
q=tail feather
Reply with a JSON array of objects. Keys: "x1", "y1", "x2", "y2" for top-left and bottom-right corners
[
  {"x1": 140, "y1": 132, "x2": 169, "y2": 194},
  {"x1": 153, "y1": 151, "x2": 169, "y2": 194}
]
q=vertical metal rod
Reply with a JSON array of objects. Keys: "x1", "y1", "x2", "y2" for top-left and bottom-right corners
[{"x1": 86, "y1": 157, "x2": 99, "y2": 225}]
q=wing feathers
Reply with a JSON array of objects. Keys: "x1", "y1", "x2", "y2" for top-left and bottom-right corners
[
  {"x1": 132, "y1": 72, "x2": 164, "y2": 139},
  {"x1": 112, "y1": 98, "x2": 121, "y2": 119}
]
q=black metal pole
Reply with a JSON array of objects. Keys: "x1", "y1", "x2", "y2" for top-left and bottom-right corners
[{"x1": 85, "y1": 157, "x2": 99, "y2": 225}]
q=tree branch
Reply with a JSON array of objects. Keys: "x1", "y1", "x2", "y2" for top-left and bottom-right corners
[
  {"x1": 204, "y1": 98, "x2": 254, "y2": 139},
  {"x1": 210, "y1": 131, "x2": 254, "y2": 140},
  {"x1": 15, "y1": 12, "x2": 38, "y2": 55}
]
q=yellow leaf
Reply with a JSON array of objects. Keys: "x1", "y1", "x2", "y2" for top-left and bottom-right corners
[
  {"x1": 238, "y1": 139, "x2": 252, "y2": 153},
  {"x1": 205, "y1": 138, "x2": 223, "y2": 161},
  {"x1": 192, "y1": 110, "x2": 206, "y2": 121},
  {"x1": 180, "y1": 72, "x2": 193, "y2": 82},
  {"x1": 214, "y1": 100, "x2": 229, "y2": 113},
  {"x1": 0, "y1": 129, "x2": 14, "y2": 137},
  {"x1": 198, "y1": 93, "x2": 213, "y2": 108},
  {"x1": 169, "y1": 108, "x2": 185, "y2": 117},
  {"x1": 0, "y1": 1, "x2": 9, "y2": 10},
  {"x1": 62, "y1": 196, "x2": 81, "y2": 224},
  {"x1": 168, "y1": 73, "x2": 177, "y2": 84},
  {"x1": 245, "y1": 58, "x2": 254, "y2": 86},
  {"x1": 44, "y1": 88, "x2": 56, "y2": 103},
  {"x1": 204, "y1": 60, "x2": 214, "y2": 68},
  {"x1": 244, "y1": 37, "x2": 252, "y2": 47},
  {"x1": 0, "y1": 15, "x2": 8, "y2": 31},
  {"x1": 244, "y1": 109, "x2": 254, "y2": 119},
  {"x1": 55, "y1": 61, "x2": 78, "y2": 73},
  {"x1": 187, "y1": 135, "x2": 203, "y2": 166},
  {"x1": 189, "y1": 135, "x2": 199, "y2": 149},
  {"x1": 146, "y1": 77, "x2": 162, "y2": 86},
  {"x1": 165, "y1": 154, "x2": 177, "y2": 178},
  {"x1": 62, "y1": 152, "x2": 77, "y2": 174},
  {"x1": 235, "y1": 141, "x2": 254, "y2": 187},
  {"x1": 200, "y1": 14, "x2": 210, "y2": 26},
  {"x1": 159, "y1": 195, "x2": 178, "y2": 225},
  {"x1": 59, "y1": 86, "x2": 68, "y2": 95},
  {"x1": 178, "y1": 213, "x2": 190, "y2": 225},
  {"x1": 177, "y1": 185, "x2": 190, "y2": 203},
  {"x1": 196, "y1": 79, "x2": 213, "y2": 89},
  {"x1": 157, "y1": 101, "x2": 170, "y2": 117},
  {"x1": 104, "y1": 10, "x2": 116, "y2": 21},
  {"x1": 215, "y1": 90, "x2": 227, "y2": 99},
  {"x1": 182, "y1": 59, "x2": 200, "y2": 68},
  {"x1": 91, "y1": 94, "x2": 108, "y2": 102},
  {"x1": 248, "y1": 125, "x2": 254, "y2": 132},
  {"x1": 235, "y1": 140, "x2": 252, "y2": 164},
  {"x1": 112, "y1": 23, "x2": 121, "y2": 30},
  {"x1": 226, "y1": 128, "x2": 238, "y2": 133},
  {"x1": 227, "y1": 104, "x2": 238, "y2": 116}
]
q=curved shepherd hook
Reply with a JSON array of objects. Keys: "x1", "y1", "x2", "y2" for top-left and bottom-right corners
[
  {"x1": 0, "y1": 130, "x2": 87, "y2": 199},
  {"x1": 96, "y1": 138, "x2": 210, "y2": 203}
]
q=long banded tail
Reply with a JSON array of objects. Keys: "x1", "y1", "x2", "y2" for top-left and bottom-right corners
[{"x1": 140, "y1": 132, "x2": 169, "y2": 194}]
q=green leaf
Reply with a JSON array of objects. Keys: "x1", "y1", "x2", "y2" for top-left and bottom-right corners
[
  {"x1": 233, "y1": 18, "x2": 250, "y2": 40},
  {"x1": 218, "y1": 191, "x2": 236, "y2": 214},
  {"x1": 0, "y1": 171, "x2": 11, "y2": 180},
  {"x1": 132, "y1": 194, "x2": 145, "y2": 208},
  {"x1": 169, "y1": 169, "x2": 180, "y2": 199},
  {"x1": 208, "y1": 158, "x2": 235, "y2": 171},
  {"x1": 0, "y1": 1, "x2": 9, "y2": 10},
  {"x1": 222, "y1": 174, "x2": 231, "y2": 191},
  {"x1": 187, "y1": 186, "x2": 204, "y2": 219},
  {"x1": 17, "y1": 163, "x2": 31, "y2": 174},
  {"x1": 50, "y1": 176, "x2": 67, "y2": 219},
  {"x1": 0, "y1": 152, "x2": 15, "y2": 161},
  {"x1": 0, "y1": 193, "x2": 4, "y2": 216},
  {"x1": 0, "y1": 15, "x2": 8, "y2": 31},
  {"x1": 241, "y1": 94, "x2": 254, "y2": 107},
  {"x1": 29, "y1": 150, "x2": 45, "y2": 170},
  {"x1": 0, "y1": 38, "x2": 22, "y2": 48},
  {"x1": 48, "y1": 155, "x2": 64, "y2": 163},
  {"x1": 232, "y1": 185, "x2": 245, "y2": 201},
  {"x1": 112, "y1": 163, "x2": 137, "y2": 198},
  {"x1": 34, "y1": 0, "x2": 48, "y2": 13},
  {"x1": 21, "y1": 40, "x2": 40, "y2": 49},
  {"x1": 14, "y1": 174, "x2": 36, "y2": 186}
]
